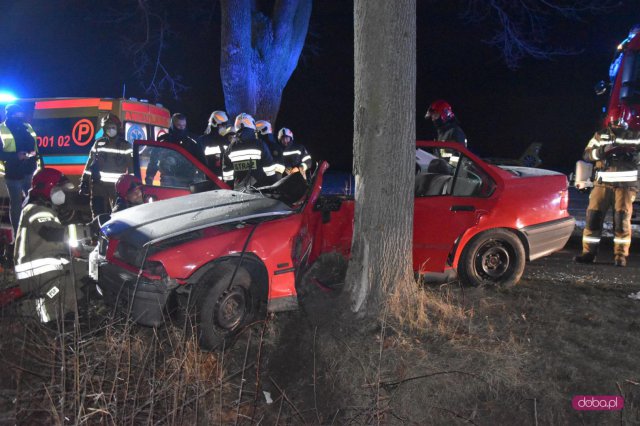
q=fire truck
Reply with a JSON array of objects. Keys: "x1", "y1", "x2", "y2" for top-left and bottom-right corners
[{"x1": 0, "y1": 97, "x2": 171, "y2": 245}]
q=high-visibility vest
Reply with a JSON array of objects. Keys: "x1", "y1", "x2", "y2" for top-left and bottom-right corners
[{"x1": 0, "y1": 122, "x2": 39, "y2": 173}]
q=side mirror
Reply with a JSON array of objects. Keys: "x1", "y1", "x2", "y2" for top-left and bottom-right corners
[{"x1": 594, "y1": 80, "x2": 608, "y2": 96}]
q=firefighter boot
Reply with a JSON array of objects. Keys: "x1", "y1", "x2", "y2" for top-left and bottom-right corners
[
  {"x1": 614, "y1": 255, "x2": 627, "y2": 267},
  {"x1": 574, "y1": 252, "x2": 596, "y2": 264}
]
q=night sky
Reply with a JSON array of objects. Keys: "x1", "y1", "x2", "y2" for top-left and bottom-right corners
[{"x1": 1, "y1": 1, "x2": 639, "y2": 173}]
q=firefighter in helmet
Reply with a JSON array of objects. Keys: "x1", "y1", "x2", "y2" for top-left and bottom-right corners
[
  {"x1": 9, "y1": 168, "x2": 89, "y2": 322},
  {"x1": 198, "y1": 110, "x2": 229, "y2": 179},
  {"x1": 222, "y1": 113, "x2": 276, "y2": 190},
  {"x1": 273, "y1": 127, "x2": 312, "y2": 179},
  {"x1": 574, "y1": 127, "x2": 639, "y2": 267},
  {"x1": 425, "y1": 100, "x2": 467, "y2": 147},
  {"x1": 111, "y1": 174, "x2": 147, "y2": 213},
  {"x1": 80, "y1": 114, "x2": 133, "y2": 218}
]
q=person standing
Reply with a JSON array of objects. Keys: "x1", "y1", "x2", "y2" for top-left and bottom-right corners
[
  {"x1": 0, "y1": 104, "x2": 39, "y2": 242},
  {"x1": 79, "y1": 114, "x2": 133, "y2": 218},
  {"x1": 274, "y1": 127, "x2": 312, "y2": 179},
  {"x1": 574, "y1": 128, "x2": 639, "y2": 267},
  {"x1": 425, "y1": 100, "x2": 467, "y2": 147},
  {"x1": 198, "y1": 110, "x2": 229, "y2": 179},
  {"x1": 222, "y1": 113, "x2": 276, "y2": 190}
]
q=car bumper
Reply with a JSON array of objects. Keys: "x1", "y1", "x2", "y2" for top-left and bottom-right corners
[
  {"x1": 522, "y1": 216, "x2": 576, "y2": 261},
  {"x1": 98, "y1": 263, "x2": 179, "y2": 327}
]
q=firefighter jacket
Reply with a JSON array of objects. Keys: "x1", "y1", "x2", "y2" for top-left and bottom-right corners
[
  {"x1": 13, "y1": 200, "x2": 88, "y2": 322},
  {"x1": 197, "y1": 132, "x2": 227, "y2": 178},
  {"x1": 273, "y1": 142, "x2": 312, "y2": 175},
  {"x1": 0, "y1": 120, "x2": 39, "y2": 179},
  {"x1": 81, "y1": 135, "x2": 133, "y2": 195},
  {"x1": 222, "y1": 128, "x2": 276, "y2": 189},
  {"x1": 582, "y1": 130, "x2": 640, "y2": 189},
  {"x1": 435, "y1": 119, "x2": 467, "y2": 147}
]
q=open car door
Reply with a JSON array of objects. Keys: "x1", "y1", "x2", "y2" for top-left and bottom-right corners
[{"x1": 133, "y1": 140, "x2": 229, "y2": 201}]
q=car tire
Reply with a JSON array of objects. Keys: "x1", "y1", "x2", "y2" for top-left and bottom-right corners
[
  {"x1": 458, "y1": 229, "x2": 525, "y2": 288},
  {"x1": 192, "y1": 262, "x2": 264, "y2": 351}
]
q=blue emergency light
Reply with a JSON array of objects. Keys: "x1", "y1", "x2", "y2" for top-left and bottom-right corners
[{"x1": 0, "y1": 92, "x2": 18, "y2": 103}]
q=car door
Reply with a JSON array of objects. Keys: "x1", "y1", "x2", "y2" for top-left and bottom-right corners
[
  {"x1": 413, "y1": 144, "x2": 498, "y2": 273},
  {"x1": 133, "y1": 140, "x2": 229, "y2": 201}
]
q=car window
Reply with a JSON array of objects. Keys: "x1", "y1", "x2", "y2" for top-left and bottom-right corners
[
  {"x1": 450, "y1": 155, "x2": 496, "y2": 197},
  {"x1": 139, "y1": 144, "x2": 208, "y2": 189},
  {"x1": 415, "y1": 147, "x2": 495, "y2": 198}
]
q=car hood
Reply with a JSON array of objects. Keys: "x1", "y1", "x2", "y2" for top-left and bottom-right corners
[{"x1": 101, "y1": 190, "x2": 293, "y2": 247}]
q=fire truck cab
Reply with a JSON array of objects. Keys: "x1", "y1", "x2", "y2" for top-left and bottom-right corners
[{"x1": 0, "y1": 97, "x2": 171, "y2": 245}]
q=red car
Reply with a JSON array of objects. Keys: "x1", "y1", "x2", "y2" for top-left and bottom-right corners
[{"x1": 97, "y1": 140, "x2": 574, "y2": 349}]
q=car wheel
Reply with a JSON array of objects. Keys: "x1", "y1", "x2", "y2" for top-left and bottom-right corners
[
  {"x1": 192, "y1": 263, "x2": 264, "y2": 351},
  {"x1": 458, "y1": 229, "x2": 525, "y2": 288}
]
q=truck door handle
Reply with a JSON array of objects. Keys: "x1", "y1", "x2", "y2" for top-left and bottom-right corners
[{"x1": 451, "y1": 205, "x2": 475, "y2": 212}]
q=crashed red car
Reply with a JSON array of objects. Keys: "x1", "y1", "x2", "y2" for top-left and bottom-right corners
[{"x1": 96, "y1": 140, "x2": 574, "y2": 350}]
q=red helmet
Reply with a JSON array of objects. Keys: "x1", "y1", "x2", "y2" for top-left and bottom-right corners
[
  {"x1": 425, "y1": 100, "x2": 455, "y2": 121},
  {"x1": 115, "y1": 174, "x2": 142, "y2": 199},
  {"x1": 30, "y1": 168, "x2": 72, "y2": 200}
]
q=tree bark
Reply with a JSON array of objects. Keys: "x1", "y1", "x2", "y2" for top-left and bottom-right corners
[
  {"x1": 219, "y1": 0, "x2": 312, "y2": 124},
  {"x1": 346, "y1": 0, "x2": 416, "y2": 319}
]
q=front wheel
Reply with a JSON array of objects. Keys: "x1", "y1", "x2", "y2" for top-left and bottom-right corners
[
  {"x1": 458, "y1": 229, "x2": 525, "y2": 288},
  {"x1": 192, "y1": 263, "x2": 264, "y2": 351}
]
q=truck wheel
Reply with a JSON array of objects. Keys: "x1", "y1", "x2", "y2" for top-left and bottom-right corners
[
  {"x1": 458, "y1": 229, "x2": 525, "y2": 288},
  {"x1": 192, "y1": 263, "x2": 264, "y2": 351}
]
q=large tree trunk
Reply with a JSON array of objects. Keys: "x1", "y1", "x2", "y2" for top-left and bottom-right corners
[
  {"x1": 219, "y1": 0, "x2": 312, "y2": 124},
  {"x1": 346, "y1": 0, "x2": 416, "y2": 319}
]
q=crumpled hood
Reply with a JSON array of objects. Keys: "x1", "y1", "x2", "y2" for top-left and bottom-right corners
[{"x1": 101, "y1": 190, "x2": 293, "y2": 247}]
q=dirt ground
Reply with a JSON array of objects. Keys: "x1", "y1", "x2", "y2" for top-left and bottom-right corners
[{"x1": 1, "y1": 235, "x2": 640, "y2": 424}]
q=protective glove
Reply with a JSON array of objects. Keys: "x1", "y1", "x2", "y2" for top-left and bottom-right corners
[{"x1": 79, "y1": 181, "x2": 90, "y2": 196}]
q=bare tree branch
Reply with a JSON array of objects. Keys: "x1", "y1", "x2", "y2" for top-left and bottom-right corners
[{"x1": 461, "y1": 0, "x2": 619, "y2": 68}]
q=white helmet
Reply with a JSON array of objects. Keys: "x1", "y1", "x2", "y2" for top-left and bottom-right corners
[
  {"x1": 278, "y1": 127, "x2": 294, "y2": 141},
  {"x1": 208, "y1": 110, "x2": 228, "y2": 127},
  {"x1": 255, "y1": 120, "x2": 272, "y2": 135},
  {"x1": 234, "y1": 113, "x2": 256, "y2": 131}
]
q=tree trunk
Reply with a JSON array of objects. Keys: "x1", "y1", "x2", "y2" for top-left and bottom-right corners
[
  {"x1": 219, "y1": 0, "x2": 312, "y2": 124},
  {"x1": 346, "y1": 0, "x2": 416, "y2": 319}
]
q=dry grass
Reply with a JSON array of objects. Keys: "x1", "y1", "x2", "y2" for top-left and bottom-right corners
[{"x1": 0, "y1": 310, "x2": 232, "y2": 425}]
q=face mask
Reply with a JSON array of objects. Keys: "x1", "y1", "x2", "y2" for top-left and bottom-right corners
[
  {"x1": 51, "y1": 188, "x2": 66, "y2": 206},
  {"x1": 106, "y1": 128, "x2": 118, "y2": 138}
]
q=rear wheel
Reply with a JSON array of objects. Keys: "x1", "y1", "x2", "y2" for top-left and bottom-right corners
[
  {"x1": 192, "y1": 263, "x2": 265, "y2": 351},
  {"x1": 458, "y1": 229, "x2": 525, "y2": 288}
]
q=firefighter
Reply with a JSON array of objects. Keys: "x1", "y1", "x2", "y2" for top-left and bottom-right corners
[
  {"x1": 222, "y1": 113, "x2": 276, "y2": 190},
  {"x1": 9, "y1": 168, "x2": 89, "y2": 322},
  {"x1": 574, "y1": 127, "x2": 639, "y2": 267},
  {"x1": 112, "y1": 174, "x2": 146, "y2": 213},
  {"x1": 274, "y1": 127, "x2": 312, "y2": 179},
  {"x1": 425, "y1": 100, "x2": 467, "y2": 147},
  {"x1": 146, "y1": 113, "x2": 206, "y2": 186},
  {"x1": 256, "y1": 120, "x2": 282, "y2": 174},
  {"x1": 79, "y1": 114, "x2": 133, "y2": 218},
  {"x1": 198, "y1": 110, "x2": 229, "y2": 179},
  {"x1": 0, "y1": 104, "x2": 39, "y2": 242}
]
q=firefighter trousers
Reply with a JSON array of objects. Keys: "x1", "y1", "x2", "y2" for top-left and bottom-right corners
[{"x1": 582, "y1": 184, "x2": 637, "y2": 257}]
